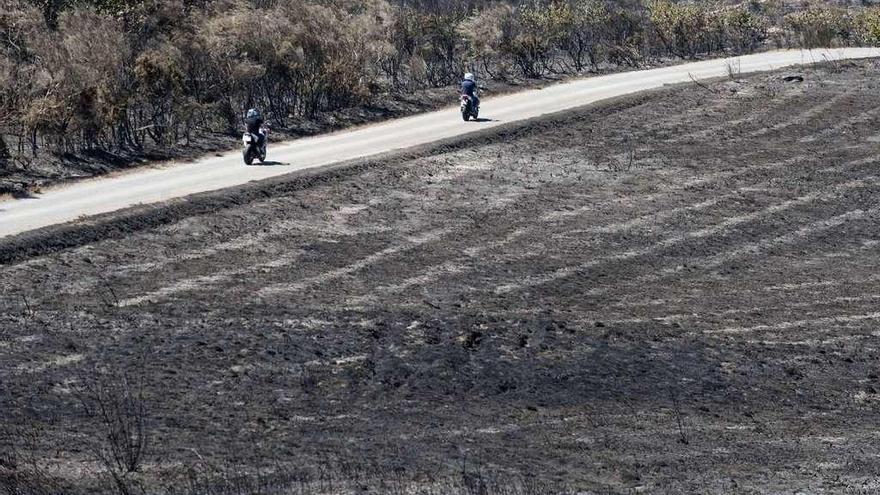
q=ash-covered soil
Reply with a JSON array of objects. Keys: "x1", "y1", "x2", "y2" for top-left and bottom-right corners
[{"x1": 3, "y1": 60, "x2": 880, "y2": 494}]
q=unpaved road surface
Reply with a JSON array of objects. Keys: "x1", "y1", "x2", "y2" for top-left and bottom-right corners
[
  {"x1": 3, "y1": 60, "x2": 880, "y2": 493},
  {"x1": 1, "y1": 48, "x2": 879, "y2": 239}
]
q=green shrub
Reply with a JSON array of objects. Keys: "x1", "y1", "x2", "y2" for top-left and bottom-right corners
[
  {"x1": 648, "y1": 0, "x2": 712, "y2": 58},
  {"x1": 720, "y1": 6, "x2": 768, "y2": 53},
  {"x1": 497, "y1": 1, "x2": 569, "y2": 77},
  {"x1": 784, "y1": 7, "x2": 852, "y2": 48}
]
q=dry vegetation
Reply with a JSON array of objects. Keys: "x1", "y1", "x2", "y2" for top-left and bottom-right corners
[{"x1": 1, "y1": 0, "x2": 879, "y2": 193}]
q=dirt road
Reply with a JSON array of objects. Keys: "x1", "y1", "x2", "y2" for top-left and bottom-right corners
[{"x1": 1, "y1": 48, "x2": 878, "y2": 239}]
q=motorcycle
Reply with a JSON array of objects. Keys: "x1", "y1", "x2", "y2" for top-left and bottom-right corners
[
  {"x1": 242, "y1": 126, "x2": 269, "y2": 165},
  {"x1": 460, "y1": 94, "x2": 479, "y2": 121}
]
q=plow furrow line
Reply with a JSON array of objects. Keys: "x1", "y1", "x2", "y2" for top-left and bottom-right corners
[
  {"x1": 368, "y1": 194, "x2": 732, "y2": 301},
  {"x1": 121, "y1": 229, "x2": 452, "y2": 306},
  {"x1": 707, "y1": 311, "x2": 880, "y2": 335},
  {"x1": 799, "y1": 105, "x2": 880, "y2": 143},
  {"x1": 539, "y1": 151, "x2": 811, "y2": 224},
  {"x1": 681, "y1": 203, "x2": 880, "y2": 271},
  {"x1": 345, "y1": 261, "x2": 468, "y2": 306},
  {"x1": 84, "y1": 154, "x2": 811, "y2": 305},
  {"x1": 609, "y1": 278, "x2": 880, "y2": 311},
  {"x1": 116, "y1": 249, "x2": 305, "y2": 307},
  {"x1": 354, "y1": 153, "x2": 835, "y2": 300},
  {"x1": 748, "y1": 91, "x2": 851, "y2": 138},
  {"x1": 20, "y1": 155, "x2": 492, "y2": 290},
  {"x1": 593, "y1": 294, "x2": 880, "y2": 326},
  {"x1": 666, "y1": 93, "x2": 802, "y2": 143},
  {"x1": 743, "y1": 335, "x2": 872, "y2": 346},
  {"x1": 493, "y1": 163, "x2": 877, "y2": 295},
  {"x1": 580, "y1": 198, "x2": 723, "y2": 234},
  {"x1": 494, "y1": 157, "x2": 877, "y2": 294},
  {"x1": 764, "y1": 274, "x2": 880, "y2": 292},
  {"x1": 257, "y1": 228, "x2": 453, "y2": 296},
  {"x1": 582, "y1": 202, "x2": 880, "y2": 306}
]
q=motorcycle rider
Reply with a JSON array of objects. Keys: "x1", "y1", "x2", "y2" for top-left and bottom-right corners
[
  {"x1": 245, "y1": 108, "x2": 266, "y2": 149},
  {"x1": 460, "y1": 72, "x2": 480, "y2": 112}
]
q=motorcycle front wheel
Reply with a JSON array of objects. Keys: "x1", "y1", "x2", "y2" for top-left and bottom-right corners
[{"x1": 243, "y1": 147, "x2": 255, "y2": 165}]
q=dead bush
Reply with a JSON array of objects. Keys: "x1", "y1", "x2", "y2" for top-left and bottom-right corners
[
  {"x1": 0, "y1": 424, "x2": 67, "y2": 495},
  {"x1": 2, "y1": 0, "x2": 872, "y2": 174},
  {"x1": 553, "y1": 0, "x2": 612, "y2": 72},
  {"x1": 459, "y1": 4, "x2": 517, "y2": 80},
  {"x1": 73, "y1": 368, "x2": 150, "y2": 495}
]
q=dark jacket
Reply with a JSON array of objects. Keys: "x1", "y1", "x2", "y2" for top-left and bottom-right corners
[
  {"x1": 246, "y1": 116, "x2": 264, "y2": 134},
  {"x1": 460, "y1": 79, "x2": 478, "y2": 97}
]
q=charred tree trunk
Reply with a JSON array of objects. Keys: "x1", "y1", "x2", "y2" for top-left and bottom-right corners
[{"x1": 0, "y1": 135, "x2": 9, "y2": 164}]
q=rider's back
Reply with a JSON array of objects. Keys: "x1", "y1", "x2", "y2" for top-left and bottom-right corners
[{"x1": 461, "y1": 79, "x2": 477, "y2": 97}]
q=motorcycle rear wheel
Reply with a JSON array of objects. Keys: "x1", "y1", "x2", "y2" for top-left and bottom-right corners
[{"x1": 243, "y1": 147, "x2": 255, "y2": 165}]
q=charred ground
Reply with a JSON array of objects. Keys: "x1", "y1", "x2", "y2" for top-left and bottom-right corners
[{"x1": 2, "y1": 60, "x2": 880, "y2": 494}]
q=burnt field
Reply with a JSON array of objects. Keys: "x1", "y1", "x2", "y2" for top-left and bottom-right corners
[{"x1": 3, "y1": 60, "x2": 880, "y2": 494}]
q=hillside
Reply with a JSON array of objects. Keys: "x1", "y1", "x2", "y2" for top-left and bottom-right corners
[{"x1": 3, "y1": 58, "x2": 880, "y2": 493}]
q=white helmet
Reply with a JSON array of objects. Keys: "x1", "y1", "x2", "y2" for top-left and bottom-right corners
[{"x1": 464, "y1": 72, "x2": 475, "y2": 81}]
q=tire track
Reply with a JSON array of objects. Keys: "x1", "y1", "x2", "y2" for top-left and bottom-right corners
[
  {"x1": 71, "y1": 153, "x2": 476, "y2": 271},
  {"x1": 255, "y1": 228, "x2": 453, "y2": 297},
  {"x1": 747, "y1": 91, "x2": 852, "y2": 138},
  {"x1": 140, "y1": 152, "x2": 872, "y2": 307},
  {"x1": 664, "y1": 92, "x2": 803, "y2": 144},
  {"x1": 538, "y1": 150, "x2": 808, "y2": 223},
  {"x1": 707, "y1": 311, "x2": 880, "y2": 335},
  {"x1": 584, "y1": 294, "x2": 880, "y2": 327},
  {"x1": 492, "y1": 164, "x2": 878, "y2": 295},
  {"x1": 99, "y1": 151, "x2": 757, "y2": 307},
  {"x1": 116, "y1": 249, "x2": 307, "y2": 307},
  {"x1": 764, "y1": 274, "x2": 880, "y2": 293},
  {"x1": 48, "y1": 156, "x2": 507, "y2": 302},
  {"x1": 799, "y1": 105, "x2": 880, "y2": 143},
  {"x1": 106, "y1": 158, "x2": 528, "y2": 306},
  {"x1": 347, "y1": 152, "x2": 845, "y2": 305},
  {"x1": 118, "y1": 229, "x2": 454, "y2": 306},
  {"x1": 577, "y1": 201, "x2": 880, "y2": 306},
  {"x1": 349, "y1": 171, "x2": 772, "y2": 305},
  {"x1": 605, "y1": 274, "x2": 880, "y2": 312},
  {"x1": 357, "y1": 190, "x2": 877, "y2": 309}
]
